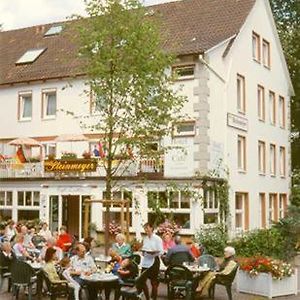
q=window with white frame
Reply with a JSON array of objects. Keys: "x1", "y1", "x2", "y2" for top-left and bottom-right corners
[
  {"x1": 269, "y1": 91, "x2": 276, "y2": 125},
  {"x1": 235, "y1": 192, "x2": 249, "y2": 231},
  {"x1": 270, "y1": 144, "x2": 276, "y2": 176},
  {"x1": 268, "y1": 193, "x2": 278, "y2": 224},
  {"x1": 262, "y1": 39, "x2": 271, "y2": 68},
  {"x1": 172, "y1": 65, "x2": 195, "y2": 80},
  {"x1": 18, "y1": 92, "x2": 32, "y2": 121},
  {"x1": 147, "y1": 190, "x2": 191, "y2": 229},
  {"x1": 0, "y1": 191, "x2": 13, "y2": 206},
  {"x1": 258, "y1": 141, "x2": 266, "y2": 174},
  {"x1": 43, "y1": 143, "x2": 56, "y2": 158},
  {"x1": 279, "y1": 96, "x2": 286, "y2": 128},
  {"x1": 237, "y1": 135, "x2": 246, "y2": 171},
  {"x1": 279, "y1": 146, "x2": 286, "y2": 177},
  {"x1": 237, "y1": 74, "x2": 246, "y2": 113},
  {"x1": 252, "y1": 31, "x2": 261, "y2": 62},
  {"x1": 173, "y1": 121, "x2": 196, "y2": 137},
  {"x1": 279, "y1": 194, "x2": 287, "y2": 219},
  {"x1": 203, "y1": 188, "x2": 219, "y2": 224},
  {"x1": 259, "y1": 193, "x2": 266, "y2": 228},
  {"x1": 17, "y1": 191, "x2": 40, "y2": 207},
  {"x1": 257, "y1": 85, "x2": 265, "y2": 121},
  {"x1": 102, "y1": 190, "x2": 133, "y2": 227},
  {"x1": 42, "y1": 90, "x2": 57, "y2": 118}
]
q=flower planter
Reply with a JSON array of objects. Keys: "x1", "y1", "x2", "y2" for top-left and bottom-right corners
[{"x1": 236, "y1": 270, "x2": 298, "y2": 299}]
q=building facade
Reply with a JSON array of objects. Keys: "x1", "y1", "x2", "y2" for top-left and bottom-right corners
[{"x1": 0, "y1": 0, "x2": 293, "y2": 238}]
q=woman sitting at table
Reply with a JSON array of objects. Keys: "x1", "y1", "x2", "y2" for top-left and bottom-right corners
[
  {"x1": 195, "y1": 246, "x2": 237, "y2": 297},
  {"x1": 111, "y1": 233, "x2": 132, "y2": 259},
  {"x1": 56, "y1": 226, "x2": 73, "y2": 252},
  {"x1": 162, "y1": 232, "x2": 175, "y2": 253},
  {"x1": 13, "y1": 233, "x2": 34, "y2": 260}
]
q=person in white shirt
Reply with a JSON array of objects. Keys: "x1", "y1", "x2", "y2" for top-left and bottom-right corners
[
  {"x1": 141, "y1": 223, "x2": 163, "y2": 300},
  {"x1": 4, "y1": 220, "x2": 17, "y2": 242},
  {"x1": 38, "y1": 222, "x2": 52, "y2": 241}
]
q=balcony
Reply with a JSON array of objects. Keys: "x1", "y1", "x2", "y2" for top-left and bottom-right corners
[{"x1": 0, "y1": 157, "x2": 164, "y2": 179}]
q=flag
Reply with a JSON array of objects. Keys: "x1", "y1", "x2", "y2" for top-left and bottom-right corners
[
  {"x1": 98, "y1": 142, "x2": 106, "y2": 158},
  {"x1": 16, "y1": 146, "x2": 26, "y2": 163}
]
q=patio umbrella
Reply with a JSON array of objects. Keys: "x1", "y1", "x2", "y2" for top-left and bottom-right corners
[{"x1": 8, "y1": 137, "x2": 42, "y2": 147}]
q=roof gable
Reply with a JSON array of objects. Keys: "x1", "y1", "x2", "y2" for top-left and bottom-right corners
[{"x1": 0, "y1": 0, "x2": 256, "y2": 86}]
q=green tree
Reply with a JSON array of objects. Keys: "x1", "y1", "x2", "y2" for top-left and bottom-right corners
[
  {"x1": 74, "y1": 0, "x2": 185, "y2": 249},
  {"x1": 270, "y1": 0, "x2": 300, "y2": 169}
]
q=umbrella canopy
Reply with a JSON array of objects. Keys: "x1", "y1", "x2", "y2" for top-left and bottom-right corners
[
  {"x1": 54, "y1": 134, "x2": 88, "y2": 142},
  {"x1": 8, "y1": 137, "x2": 42, "y2": 147}
]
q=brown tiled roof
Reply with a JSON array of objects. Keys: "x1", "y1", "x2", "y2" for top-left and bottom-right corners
[{"x1": 0, "y1": 0, "x2": 256, "y2": 86}]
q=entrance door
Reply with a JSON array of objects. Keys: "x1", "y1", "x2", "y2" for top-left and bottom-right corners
[{"x1": 62, "y1": 195, "x2": 80, "y2": 238}]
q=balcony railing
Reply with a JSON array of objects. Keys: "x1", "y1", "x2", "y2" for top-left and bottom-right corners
[{"x1": 0, "y1": 157, "x2": 164, "y2": 179}]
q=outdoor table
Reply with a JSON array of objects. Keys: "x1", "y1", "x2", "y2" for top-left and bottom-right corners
[
  {"x1": 25, "y1": 260, "x2": 44, "y2": 296},
  {"x1": 94, "y1": 255, "x2": 111, "y2": 263},
  {"x1": 80, "y1": 272, "x2": 119, "y2": 283}
]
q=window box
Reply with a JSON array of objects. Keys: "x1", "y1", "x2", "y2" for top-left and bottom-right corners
[{"x1": 237, "y1": 270, "x2": 298, "y2": 298}]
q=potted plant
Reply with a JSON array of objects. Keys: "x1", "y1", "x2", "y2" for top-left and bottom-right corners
[
  {"x1": 237, "y1": 256, "x2": 298, "y2": 298},
  {"x1": 156, "y1": 219, "x2": 181, "y2": 236},
  {"x1": 61, "y1": 152, "x2": 77, "y2": 160}
]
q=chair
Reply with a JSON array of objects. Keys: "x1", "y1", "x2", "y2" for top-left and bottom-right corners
[
  {"x1": 31, "y1": 235, "x2": 46, "y2": 249},
  {"x1": 165, "y1": 264, "x2": 194, "y2": 300},
  {"x1": 131, "y1": 253, "x2": 141, "y2": 266},
  {"x1": 42, "y1": 269, "x2": 71, "y2": 300},
  {"x1": 198, "y1": 255, "x2": 217, "y2": 271},
  {"x1": 10, "y1": 259, "x2": 37, "y2": 300},
  {"x1": 165, "y1": 251, "x2": 194, "y2": 266},
  {"x1": 209, "y1": 264, "x2": 239, "y2": 300},
  {"x1": 0, "y1": 265, "x2": 11, "y2": 292},
  {"x1": 119, "y1": 268, "x2": 149, "y2": 300}
]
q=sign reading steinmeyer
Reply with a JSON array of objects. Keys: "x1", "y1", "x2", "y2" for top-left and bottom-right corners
[
  {"x1": 44, "y1": 159, "x2": 98, "y2": 173},
  {"x1": 227, "y1": 113, "x2": 248, "y2": 131}
]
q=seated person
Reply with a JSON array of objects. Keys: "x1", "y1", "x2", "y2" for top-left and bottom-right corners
[
  {"x1": 106, "y1": 250, "x2": 122, "y2": 274},
  {"x1": 56, "y1": 226, "x2": 73, "y2": 252},
  {"x1": 0, "y1": 241, "x2": 16, "y2": 271},
  {"x1": 186, "y1": 240, "x2": 201, "y2": 259},
  {"x1": 4, "y1": 220, "x2": 17, "y2": 242},
  {"x1": 39, "y1": 237, "x2": 63, "y2": 261},
  {"x1": 164, "y1": 235, "x2": 194, "y2": 266},
  {"x1": 13, "y1": 234, "x2": 34, "y2": 260},
  {"x1": 69, "y1": 243, "x2": 97, "y2": 300},
  {"x1": 196, "y1": 246, "x2": 237, "y2": 297},
  {"x1": 162, "y1": 232, "x2": 175, "y2": 253},
  {"x1": 38, "y1": 222, "x2": 52, "y2": 241},
  {"x1": 111, "y1": 234, "x2": 132, "y2": 259}
]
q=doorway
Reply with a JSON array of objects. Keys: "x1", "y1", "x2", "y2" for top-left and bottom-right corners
[{"x1": 62, "y1": 195, "x2": 80, "y2": 238}]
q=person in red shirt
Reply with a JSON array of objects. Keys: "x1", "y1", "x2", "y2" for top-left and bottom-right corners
[
  {"x1": 56, "y1": 226, "x2": 72, "y2": 252},
  {"x1": 186, "y1": 240, "x2": 201, "y2": 259}
]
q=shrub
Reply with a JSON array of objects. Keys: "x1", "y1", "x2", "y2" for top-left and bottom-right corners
[{"x1": 194, "y1": 225, "x2": 228, "y2": 257}]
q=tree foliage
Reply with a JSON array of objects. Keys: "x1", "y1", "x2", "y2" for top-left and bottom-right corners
[
  {"x1": 74, "y1": 0, "x2": 185, "y2": 197},
  {"x1": 270, "y1": 0, "x2": 300, "y2": 169}
]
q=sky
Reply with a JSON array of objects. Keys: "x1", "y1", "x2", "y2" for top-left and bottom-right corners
[{"x1": 0, "y1": 0, "x2": 172, "y2": 31}]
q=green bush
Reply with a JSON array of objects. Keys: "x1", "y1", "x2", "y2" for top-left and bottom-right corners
[
  {"x1": 194, "y1": 225, "x2": 228, "y2": 257},
  {"x1": 230, "y1": 228, "x2": 287, "y2": 260}
]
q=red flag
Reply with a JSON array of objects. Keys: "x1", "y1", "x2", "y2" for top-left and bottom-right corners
[
  {"x1": 98, "y1": 142, "x2": 106, "y2": 158},
  {"x1": 16, "y1": 146, "x2": 26, "y2": 163}
]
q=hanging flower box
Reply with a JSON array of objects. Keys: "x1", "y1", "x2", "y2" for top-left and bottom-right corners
[{"x1": 237, "y1": 269, "x2": 298, "y2": 298}]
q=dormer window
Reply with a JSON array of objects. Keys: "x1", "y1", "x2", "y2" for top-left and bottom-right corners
[
  {"x1": 16, "y1": 48, "x2": 46, "y2": 65},
  {"x1": 44, "y1": 25, "x2": 63, "y2": 36}
]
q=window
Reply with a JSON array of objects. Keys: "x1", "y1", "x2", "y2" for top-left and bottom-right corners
[
  {"x1": 258, "y1": 141, "x2": 266, "y2": 174},
  {"x1": 172, "y1": 65, "x2": 195, "y2": 80},
  {"x1": 270, "y1": 144, "x2": 276, "y2": 176},
  {"x1": 237, "y1": 135, "x2": 246, "y2": 171},
  {"x1": 173, "y1": 121, "x2": 195, "y2": 137},
  {"x1": 203, "y1": 188, "x2": 219, "y2": 224},
  {"x1": 279, "y1": 96, "x2": 286, "y2": 128},
  {"x1": 0, "y1": 191, "x2": 13, "y2": 206},
  {"x1": 257, "y1": 85, "x2": 265, "y2": 121},
  {"x1": 279, "y1": 146, "x2": 286, "y2": 177},
  {"x1": 16, "y1": 48, "x2": 46, "y2": 64},
  {"x1": 269, "y1": 91, "x2": 276, "y2": 125},
  {"x1": 237, "y1": 74, "x2": 246, "y2": 113},
  {"x1": 235, "y1": 192, "x2": 249, "y2": 231},
  {"x1": 43, "y1": 143, "x2": 56, "y2": 158},
  {"x1": 44, "y1": 25, "x2": 63, "y2": 36},
  {"x1": 279, "y1": 194, "x2": 287, "y2": 219},
  {"x1": 17, "y1": 191, "x2": 40, "y2": 207},
  {"x1": 259, "y1": 193, "x2": 266, "y2": 228},
  {"x1": 18, "y1": 92, "x2": 32, "y2": 121},
  {"x1": 262, "y1": 39, "x2": 271, "y2": 68},
  {"x1": 269, "y1": 193, "x2": 278, "y2": 224},
  {"x1": 147, "y1": 190, "x2": 191, "y2": 229},
  {"x1": 252, "y1": 32, "x2": 261, "y2": 62},
  {"x1": 42, "y1": 90, "x2": 57, "y2": 118}
]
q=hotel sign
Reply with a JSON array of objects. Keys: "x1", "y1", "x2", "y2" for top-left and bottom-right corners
[
  {"x1": 227, "y1": 113, "x2": 248, "y2": 131},
  {"x1": 44, "y1": 159, "x2": 98, "y2": 173}
]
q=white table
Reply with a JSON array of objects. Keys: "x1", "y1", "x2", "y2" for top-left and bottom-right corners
[{"x1": 80, "y1": 272, "x2": 119, "y2": 283}]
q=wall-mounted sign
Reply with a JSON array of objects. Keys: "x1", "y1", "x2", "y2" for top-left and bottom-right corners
[
  {"x1": 227, "y1": 113, "x2": 248, "y2": 131},
  {"x1": 44, "y1": 159, "x2": 98, "y2": 173}
]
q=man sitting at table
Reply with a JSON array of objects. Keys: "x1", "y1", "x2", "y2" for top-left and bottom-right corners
[
  {"x1": 0, "y1": 241, "x2": 16, "y2": 276},
  {"x1": 69, "y1": 243, "x2": 97, "y2": 300},
  {"x1": 163, "y1": 235, "x2": 195, "y2": 266},
  {"x1": 13, "y1": 234, "x2": 34, "y2": 260}
]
